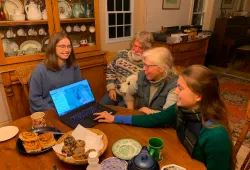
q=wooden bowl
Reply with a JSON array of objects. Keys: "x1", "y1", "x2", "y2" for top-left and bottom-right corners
[{"x1": 54, "y1": 128, "x2": 108, "y2": 165}]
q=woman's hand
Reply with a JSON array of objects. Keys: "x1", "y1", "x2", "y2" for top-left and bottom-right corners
[
  {"x1": 109, "y1": 89, "x2": 117, "y2": 101},
  {"x1": 93, "y1": 111, "x2": 115, "y2": 123},
  {"x1": 138, "y1": 107, "x2": 156, "y2": 115}
]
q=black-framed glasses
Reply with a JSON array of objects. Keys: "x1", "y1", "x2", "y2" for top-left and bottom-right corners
[
  {"x1": 56, "y1": 45, "x2": 72, "y2": 50},
  {"x1": 143, "y1": 63, "x2": 158, "y2": 69}
]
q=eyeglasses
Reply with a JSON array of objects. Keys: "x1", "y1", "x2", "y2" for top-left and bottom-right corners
[
  {"x1": 56, "y1": 45, "x2": 72, "y2": 50},
  {"x1": 143, "y1": 63, "x2": 158, "y2": 69}
]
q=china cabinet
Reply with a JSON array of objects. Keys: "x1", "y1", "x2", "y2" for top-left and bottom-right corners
[{"x1": 0, "y1": 0, "x2": 106, "y2": 121}]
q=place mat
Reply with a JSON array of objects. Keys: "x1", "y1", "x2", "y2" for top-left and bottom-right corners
[
  {"x1": 101, "y1": 157, "x2": 127, "y2": 170},
  {"x1": 112, "y1": 138, "x2": 142, "y2": 160}
]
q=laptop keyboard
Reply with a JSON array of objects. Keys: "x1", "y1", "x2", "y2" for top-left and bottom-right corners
[{"x1": 70, "y1": 104, "x2": 107, "y2": 122}]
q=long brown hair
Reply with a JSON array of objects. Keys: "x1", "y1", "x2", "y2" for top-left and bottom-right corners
[
  {"x1": 45, "y1": 32, "x2": 77, "y2": 71},
  {"x1": 180, "y1": 65, "x2": 236, "y2": 169}
]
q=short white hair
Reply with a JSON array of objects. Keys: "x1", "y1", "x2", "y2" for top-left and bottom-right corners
[{"x1": 142, "y1": 47, "x2": 176, "y2": 77}]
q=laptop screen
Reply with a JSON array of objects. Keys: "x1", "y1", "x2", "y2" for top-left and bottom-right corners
[{"x1": 49, "y1": 80, "x2": 95, "y2": 116}]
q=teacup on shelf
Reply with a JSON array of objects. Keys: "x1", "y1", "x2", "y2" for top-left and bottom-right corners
[{"x1": 17, "y1": 28, "x2": 26, "y2": 36}]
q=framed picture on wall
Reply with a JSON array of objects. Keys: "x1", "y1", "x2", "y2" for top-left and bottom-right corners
[
  {"x1": 221, "y1": 0, "x2": 235, "y2": 9},
  {"x1": 162, "y1": 0, "x2": 181, "y2": 9}
]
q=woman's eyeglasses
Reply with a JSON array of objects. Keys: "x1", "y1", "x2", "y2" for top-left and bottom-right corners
[
  {"x1": 143, "y1": 63, "x2": 158, "y2": 69},
  {"x1": 56, "y1": 45, "x2": 72, "y2": 50}
]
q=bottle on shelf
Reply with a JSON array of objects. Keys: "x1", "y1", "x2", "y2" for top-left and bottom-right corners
[
  {"x1": 85, "y1": 0, "x2": 93, "y2": 18},
  {"x1": 86, "y1": 151, "x2": 102, "y2": 170}
]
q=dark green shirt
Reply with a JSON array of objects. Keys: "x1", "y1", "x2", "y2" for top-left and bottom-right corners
[{"x1": 132, "y1": 104, "x2": 232, "y2": 170}]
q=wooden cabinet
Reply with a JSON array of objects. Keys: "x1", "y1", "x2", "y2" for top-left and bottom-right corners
[
  {"x1": 207, "y1": 17, "x2": 249, "y2": 67},
  {"x1": 154, "y1": 38, "x2": 209, "y2": 67},
  {"x1": 0, "y1": 0, "x2": 106, "y2": 120}
]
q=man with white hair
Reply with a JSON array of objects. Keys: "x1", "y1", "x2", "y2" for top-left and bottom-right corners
[{"x1": 100, "y1": 31, "x2": 154, "y2": 107}]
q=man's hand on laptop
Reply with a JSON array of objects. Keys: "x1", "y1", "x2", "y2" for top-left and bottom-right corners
[{"x1": 94, "y1": 111, "x2": 115, "y2": 123}]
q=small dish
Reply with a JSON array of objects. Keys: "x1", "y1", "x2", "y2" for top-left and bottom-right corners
[
  {"x1": 87, "y1": 42, "x2": 95, "y2": 46},
  {"x1": 161, "y1": 164, "x2": 186, "y2": 170},
  {"x1": 101, "y1": 157, "x2": 127, "y2": 170},
  {"x1": 16, "y1": 127, "x2": 62, "y2": 155},
  {"x1": 72, "y1": 43, "x2": 80, "y2": 48},
  {"x1": 112, "y1": 138, "x2": 142, "y2": 160},
  {"x1": 0, "y1": 126, "x2": 19, "y2": 142}
]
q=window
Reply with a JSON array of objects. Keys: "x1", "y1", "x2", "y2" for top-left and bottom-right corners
[
  {"x1": 192, "y1": 0, "x2": 204, "y2": 26},
  {"x1": 106, "y1": 0, "x2": 134, "y2": 43}
]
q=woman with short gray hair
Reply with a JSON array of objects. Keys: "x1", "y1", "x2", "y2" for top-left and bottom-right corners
[{"x1": 124, "y1": 47, "x2": 178, "y2": 114}]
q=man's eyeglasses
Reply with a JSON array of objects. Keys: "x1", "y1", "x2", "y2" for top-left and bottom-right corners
[
  {"x1": 143, "y1": 63, "x2": 158, "y2": 69},
  {"x1": 56, "y1": 45, "x2": 72, "y2": 50}
]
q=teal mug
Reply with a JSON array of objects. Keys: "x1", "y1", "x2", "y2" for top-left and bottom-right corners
[{"x1": 148, "y1": 137, "x2": 164, "y2": 162}]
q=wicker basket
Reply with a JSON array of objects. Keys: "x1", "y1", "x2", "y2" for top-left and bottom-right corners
[{"x1": 54, "y1": 128, "x2": 108, "y2": 165}]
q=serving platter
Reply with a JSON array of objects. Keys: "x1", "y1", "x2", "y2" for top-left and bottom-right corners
[{"x1": 16, "y1": 127, "x2": 62, "y2": 155}]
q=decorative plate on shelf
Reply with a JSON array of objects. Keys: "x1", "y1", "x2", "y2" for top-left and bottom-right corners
[
  {"x1": 2, "y1": 39, "x2": 19, "y2": 53},
  {"x1": 5, "y1": 0, "x2": 24, "y2": 19},
  {"x1": 20, "y1": 40, "x2": 42, "y2": 51},
  {"x1": 101, "y1": 157, "x2": 127, "y2": 170},
  {"x1": 58, "y1": 0, "x2": 72, "y2": 19},
  {"x1": 112, "y1": 138, "x2": 142, "y2": 160}
]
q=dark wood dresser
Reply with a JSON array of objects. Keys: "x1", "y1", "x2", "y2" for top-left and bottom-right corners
[{"x1": 154, "y1": 38, "x2": 209, "y2": 67}]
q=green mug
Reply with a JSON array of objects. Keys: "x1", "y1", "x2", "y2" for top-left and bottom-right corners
[{"x1": 148, "y1": 137, "x2": 164, "y2": 162}]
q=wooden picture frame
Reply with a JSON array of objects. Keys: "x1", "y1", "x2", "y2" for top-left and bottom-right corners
[
  {"x1": 162, "y1": 0, "x2": 181, "y2": 9},
  {"x1": 221, "y1": 0, "x2": 235, "y2": 9}
]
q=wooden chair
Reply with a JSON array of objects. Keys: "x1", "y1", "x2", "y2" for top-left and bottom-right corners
[
  {"x1": 234, "y1": 101, "x2": 250, "y2": 170},
  {"x1": 15, "y1": 64, "x2": 37, "y2": 101}
]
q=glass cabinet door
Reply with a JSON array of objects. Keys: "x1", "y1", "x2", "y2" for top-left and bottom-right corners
[
  {"x1": 0, "y1": 0, "x2": 54, "y2": 65},
  {"x1": 52, "y1": 0, "x2": 100, "y2": 54}
]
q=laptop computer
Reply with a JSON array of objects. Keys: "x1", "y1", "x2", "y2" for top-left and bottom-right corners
[{"x1": 49, "y1": 79, "x2": 116, "y2": 128}]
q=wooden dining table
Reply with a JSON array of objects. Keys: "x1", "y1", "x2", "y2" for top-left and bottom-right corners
[{"x1": 0, "y1": 106, "x2": 206, "y2": 170}]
